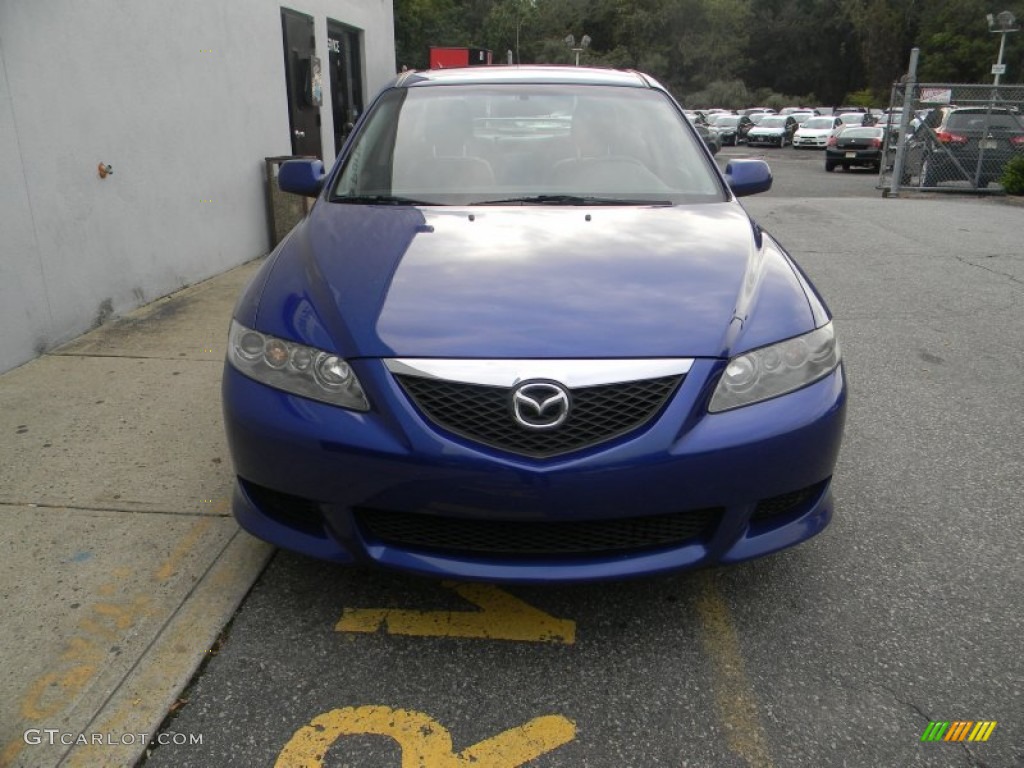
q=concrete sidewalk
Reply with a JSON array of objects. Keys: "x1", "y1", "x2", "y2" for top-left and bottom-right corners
[{"x1": 0, "y1": 259, "x2": 272, "y2": 768}]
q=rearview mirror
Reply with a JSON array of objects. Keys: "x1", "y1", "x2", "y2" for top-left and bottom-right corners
[
  {"x1": 724, "y1": 159, "x2": 772, "y2": 197},
  {"x1": 279, "y1": 159, "x2": 326, "y2": 197}
]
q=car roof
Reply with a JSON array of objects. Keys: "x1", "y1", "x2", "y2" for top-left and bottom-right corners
[{"x1": 394, "y1": 66, "x2": 657, "y2": 90}]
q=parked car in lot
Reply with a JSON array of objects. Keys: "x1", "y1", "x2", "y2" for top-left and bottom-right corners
[
  {"x1": 911, "y1": 106, "x2": 1024, "y2": 188},
  {"x1": 825, "y1": 125, "x2": 886, "y2": 171},
  {"x1": 793, "y1": 116, "x2": 842, "y2": 149},
  {"x1": 711, "y1": 114, "x2": 754, "y2": 146},
  {"x1": 746, "y1": 115, "x2": 798, "y2": 147},
  {"x1": 837, "y1": 112, "x2": 869, "y2": 127},
  {"x1": 694, "y1": 121, "x2": 721, "y2": 154},
  {"x1": 223, "y1": 65, "x2": 846, "y2": 583}
]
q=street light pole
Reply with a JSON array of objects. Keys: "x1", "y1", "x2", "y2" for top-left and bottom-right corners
[
  {"x1": 564, "y1": 34, "x2": 591, "y2": 66},
  {"x1": 988, "y1": 11, "x2": 1020, "y2": 86}
]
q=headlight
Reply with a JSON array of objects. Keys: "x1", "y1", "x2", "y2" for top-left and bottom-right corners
[
  {"x1": 227, "y1": 320, "x2": 370, "y2": 411},
  {"x1": 709, "y1": 323, "x2": 841, "y2": 413}
]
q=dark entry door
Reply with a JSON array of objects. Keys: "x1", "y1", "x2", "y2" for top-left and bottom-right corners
[
  {"x1": 281, "y1": 8, "x2": 323, "y2": 158},
  {"x1": 327, "y1": 20, "x2": 364, "y2": 157}
]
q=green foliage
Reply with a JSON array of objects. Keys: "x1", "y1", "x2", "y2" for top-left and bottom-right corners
[
  {"x1": 686, "y1": 80, "x2": 751, "y2": 110},
  {"x1": 1001, "y1": 155, "x2": 1024, "y2": 195},
  {"x1": 843, "y1": 88, "x2": 884, "y2": 108},
  {"x1": 394, "y1": 0, "x2": 1024, "y2": 104}
]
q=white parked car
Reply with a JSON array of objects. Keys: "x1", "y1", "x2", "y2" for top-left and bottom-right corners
[
  {"x1": 837, "y1": 112, "x2": 868, "y2": 126},
  {"x1": 792, "y1": 116, "x2": 843, "y2": 149}
]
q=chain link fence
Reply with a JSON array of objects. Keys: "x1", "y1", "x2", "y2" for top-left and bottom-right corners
[{"x1": 878, "y1": 83, "x2": 1024, "y2": 193}]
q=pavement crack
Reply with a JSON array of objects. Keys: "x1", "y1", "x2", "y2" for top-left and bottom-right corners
[
  {"x1": 873, "y1": 685, "x2": 995, "y2": 768},
  {"x1": 872, "y1": 683, "x2": 931, "y2": 724},
  {"x1": 0, "y1": 500, "x2": 227, "y2": 517},
  {"x1": 954, "y1": 254, "x2": 1024, "y2": 289},
  {"x1": 48, "y1": 352, "x2": 222, "y2": 362},
  {"x1": 959, "y1": 743, "x2": 994, "y2": 768}
]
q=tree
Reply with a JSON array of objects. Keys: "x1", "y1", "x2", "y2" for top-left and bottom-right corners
[{"x1": 915, "y1": 0, "x2": 1023, "y2": 83}]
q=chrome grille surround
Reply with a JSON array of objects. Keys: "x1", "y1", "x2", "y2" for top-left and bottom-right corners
[{"x1": 386, "y1": 359, "x2": 692, "y2": 459}]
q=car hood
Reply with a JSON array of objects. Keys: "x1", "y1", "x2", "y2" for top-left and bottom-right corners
[
  {"x1": 796, "y1": 128, "x2": 832, "y2": 137},
  {"x1": 750, "y1": 127, "x2": 786, "y2": 135},
  {"x1": 251, "y1": 202, "x2": 816, "y2": 359}
]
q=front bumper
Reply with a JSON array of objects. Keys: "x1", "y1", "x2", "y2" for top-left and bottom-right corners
[
  {"x1": 747, "y1": 133, "x2": 786, "y2": 145},
  {"x1": 223, "y1": 358, "x2": 847, "y2": 583},
  {"x1": 793, "y1": 136, "x2": 828, "y2": 148}
]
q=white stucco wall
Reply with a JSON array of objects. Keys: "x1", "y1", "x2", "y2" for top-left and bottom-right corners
[{"x1": 0, "y1": 0, "x2": 395, "y2": 373}]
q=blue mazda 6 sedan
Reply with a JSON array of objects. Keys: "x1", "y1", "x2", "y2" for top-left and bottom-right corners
[{"x1": 222, "y1": 66, "x2": 846, "y2": 583}]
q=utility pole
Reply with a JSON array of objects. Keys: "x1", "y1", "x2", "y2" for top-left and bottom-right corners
[{"x1": 987, "y1": 11, "x2": 1020, "y2": 85}]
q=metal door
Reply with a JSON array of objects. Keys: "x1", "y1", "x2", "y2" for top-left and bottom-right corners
[
  {"x1": 281, "y1": 8, "x2": 322, "y2": 158},
  {"x1": 327, "y1": 20, "x2": 364, "y2": 157}
]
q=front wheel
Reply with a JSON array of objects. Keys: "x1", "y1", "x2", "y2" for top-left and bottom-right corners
[{"x1": 825, "y1": 161, "x2": 836, "y2": 172}]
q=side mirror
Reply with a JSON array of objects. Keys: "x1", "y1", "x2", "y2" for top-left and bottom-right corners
[
  {"x1": 279, "y1": 159, "x2": 326, "y2": 197},
  {"x1": 724, "y1": 159, "x2": 772, "y2": 197}
]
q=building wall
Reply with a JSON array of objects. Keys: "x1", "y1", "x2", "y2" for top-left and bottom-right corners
[{"x1": 0, "y1": 0, "x2": 395, "y2": 373}]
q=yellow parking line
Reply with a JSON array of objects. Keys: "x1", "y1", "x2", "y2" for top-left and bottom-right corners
[
  {"x1": 154, "y1": 517, "x2": 214, "y2": 582},
  {"x1": 275, "y1": 706, "x2": 576, "y2": 767},
  {"x1": 337, "y1": 582, "x2": 575, "y2": 644},
  {"x1": 694, "y1": 572, "x2": 775, "y2": 768}
]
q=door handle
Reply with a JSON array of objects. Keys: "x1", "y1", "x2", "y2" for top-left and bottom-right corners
[{"x1": 294, "y1": 130, "x2": 306, "y2": 138}]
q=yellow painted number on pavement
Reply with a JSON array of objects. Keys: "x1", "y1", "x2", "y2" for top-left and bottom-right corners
[
  {"x1": 275, "y1": 705, "x2": 575, "y2": 768},
  {"x1": 336, "y1": 581, "x2": 575, "y2": 644}
]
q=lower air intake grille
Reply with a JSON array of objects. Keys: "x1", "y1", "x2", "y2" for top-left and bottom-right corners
[
  {"x1": 241, "y1": 480, "x2": 324, "y2": 536},
  {"x1": 394, "y1": 374, "x2": 682, "y2": 458},
  {"x1": 355, "y1": 507, "x2": 721, "y2": 558},
  {"x1": 751, "y1": 481, "x2": 827, "y2": 522}
]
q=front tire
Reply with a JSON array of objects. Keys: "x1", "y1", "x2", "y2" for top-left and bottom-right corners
[{"x1": 825, "y1": 161, "x2": 836, "y2": 172}]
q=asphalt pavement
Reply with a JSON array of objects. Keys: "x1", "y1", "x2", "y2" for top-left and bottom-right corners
[{"x1": 2, "y1": 189, "x2": 1022, "y2": 768}]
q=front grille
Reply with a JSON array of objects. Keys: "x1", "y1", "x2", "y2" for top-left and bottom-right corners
[
  {"x1": 394, "y1": 374, "x2": 682, "y2": 458},
  {"x1": 355, "y1": 507, "x2": 721, "y2": 558},
  {"x1": 751, "y1": 481, "x2": 827, "y2": 522}
]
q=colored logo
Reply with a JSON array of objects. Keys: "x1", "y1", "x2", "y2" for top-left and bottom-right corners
[{"x1": 921, "y1": 721, "x2": 997, "y2": 742}]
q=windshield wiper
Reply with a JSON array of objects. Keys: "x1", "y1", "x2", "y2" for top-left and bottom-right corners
[
  {"x1": 331, "y1": 194, "x2": 436, "y2": 205},
  {"x1": 469, "y1": 195, "x2": 672, "y2": 206}
]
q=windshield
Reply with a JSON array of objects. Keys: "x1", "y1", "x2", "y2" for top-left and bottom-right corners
[
  {"x1": 330, "y1": 84, "x2": 723, "y2": 206},
  {"x1": 802, "y1": 118, "x2": 834, "y2": 129},
  {"x1": 716, "y1": 116, "x2": 739, "y2": 127},
  {"x1": 759, "y1": 117, "x2": 787, "y2": 128}
]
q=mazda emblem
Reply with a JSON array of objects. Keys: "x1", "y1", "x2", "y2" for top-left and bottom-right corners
[{"x1": 511, "y1": 381, "x2": 571, "y2": 430}]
